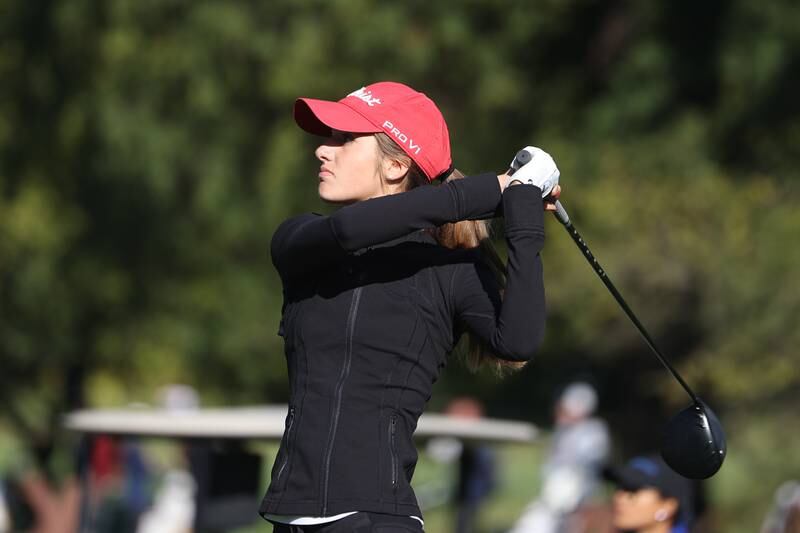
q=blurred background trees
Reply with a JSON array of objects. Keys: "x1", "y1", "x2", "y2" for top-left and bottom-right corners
[{"x1": 1, "y1": 0, "x2": 798, "y2": 531}]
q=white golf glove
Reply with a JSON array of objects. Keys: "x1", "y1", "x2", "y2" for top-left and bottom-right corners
[{"x1": 508, "y1": 146, "x2": 560, "y2": 198}]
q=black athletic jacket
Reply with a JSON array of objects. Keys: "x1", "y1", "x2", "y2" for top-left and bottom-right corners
[{"x1": 259, "y1": 173, "x2": 546, "y2": 518}]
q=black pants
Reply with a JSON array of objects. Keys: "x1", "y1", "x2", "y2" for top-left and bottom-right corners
[{"x1": 269, "y1": 512, "x2": 424, "y2": 532}]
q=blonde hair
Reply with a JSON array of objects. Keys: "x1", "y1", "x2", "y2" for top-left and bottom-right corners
[{"x1": 374, "y1": 132, "x2": 526, "y2": 374}]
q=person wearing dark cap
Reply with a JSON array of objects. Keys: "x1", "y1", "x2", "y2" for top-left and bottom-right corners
[
  {"x1": 258, "y1": 81, "x2": 562, "y2": 531},
  {"x1": 606, "y1": 455, "x2": 694, "y2": 533}
]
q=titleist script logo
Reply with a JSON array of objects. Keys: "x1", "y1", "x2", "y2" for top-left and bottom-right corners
[
  {"x1": 382, "y1": 120, "x2": 421, "y2": 154},
  {"x1": 348, "y1": 87, "x2": 382, "y2": 107}
]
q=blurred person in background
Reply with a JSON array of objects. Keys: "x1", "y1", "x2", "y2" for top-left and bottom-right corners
[
  {"x1": 0, "y1": 479, "x2": 10, "y2": 532},
  {"x1": 85, "y1": 435, "x2": 141, "y2": 533},
  {"x1": 445, "y1": 397, "x2": 497, "y2": 533},
  {"x1": 259, "y1": 80, "x2": 562, "y2": 532},
  {"x1": 605, "y1": 455, "x2": 693, "y2": 533},
  {"x1": 0, "y1": 442, "x2": 84, "y2": 533},
  {"x1": 761, "y1": 481, "x2": 800, "y2": 533},
  {"x1": 786, "y1": 504, "x2": 800, "y2": 533},
  {"x1": 13, "y1": 472, "x2": 80, "y2": 533},
  {"x1": 135, "y1": 384, "x2": 199, "y2": 533},
  {"x1": 510, "y1": 382, "x2": 610, "y2": 533}
]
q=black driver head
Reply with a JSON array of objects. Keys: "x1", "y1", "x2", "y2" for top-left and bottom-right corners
[{"x1": 661, "y1": 399, "x2": 726, "y2": 479}]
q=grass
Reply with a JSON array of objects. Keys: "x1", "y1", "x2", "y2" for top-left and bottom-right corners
[{"x1": 416, "y1": 442, "x2": 545, "y2": 533}]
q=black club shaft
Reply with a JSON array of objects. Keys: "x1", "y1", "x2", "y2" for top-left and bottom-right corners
[
  {"x1": 509, "y1": 150, "x2": 699, "y2": 403},
  {"x1": 552, "y1": 200, "x2": 699, "y2": 404}
]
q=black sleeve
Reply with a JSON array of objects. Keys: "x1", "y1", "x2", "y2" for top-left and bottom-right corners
[
  {"x1": 270, "y1": 173, "x2": 502, "y2": 282},
  {"x1": 453, "y1": 184, "x2": 546, "y2": 361}
]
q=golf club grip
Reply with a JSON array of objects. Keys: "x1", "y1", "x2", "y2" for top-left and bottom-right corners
[
  {"x1": 555, "y1": 203, "x2": 700, "y2": 403},
  {"x1": 553, "y1": 200, "x2": 570, "y2": 226}
]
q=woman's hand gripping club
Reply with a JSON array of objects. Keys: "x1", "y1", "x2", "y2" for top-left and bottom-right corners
[{"x1": 500, "y1": 146, "x2": 563, "y2": 211}]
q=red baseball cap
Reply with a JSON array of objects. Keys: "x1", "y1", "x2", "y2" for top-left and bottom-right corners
[{"x1": 294, "y1": 81, "x2": 452, "y2": 180}]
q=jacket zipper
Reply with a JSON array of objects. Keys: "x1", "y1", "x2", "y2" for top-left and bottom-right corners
[
  {"x1": 389, "y1": 415, "x2": 398, "y2": 489},
  {"x1": 321, "y1": 287, "x2": 363, "y2": 514},
  {"x1": 274, "y1": 406, "x2": 296, "y2": 484}
]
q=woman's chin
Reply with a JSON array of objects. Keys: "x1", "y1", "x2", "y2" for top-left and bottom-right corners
[
  {"x1": 318, "y1": 186, "x2": 344, "y2": 205},
  {"x1": 613, "y1": 517, "x2": 649, "y2": 531},
  {"x1": 319, "y1": 184, "x2": 358, "y2": 205}
]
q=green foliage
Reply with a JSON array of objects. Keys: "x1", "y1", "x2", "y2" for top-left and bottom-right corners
[{"x1": 1, "y1": 0, "x2": 799, "y2": 529}]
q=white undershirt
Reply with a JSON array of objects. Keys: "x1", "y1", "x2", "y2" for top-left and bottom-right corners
[
  {"x1": 263, "y1": 511, "x2": 359, "y2": 525},
  {"x1": 263, "y1": 511, "x2": 424, "y2": 526}
]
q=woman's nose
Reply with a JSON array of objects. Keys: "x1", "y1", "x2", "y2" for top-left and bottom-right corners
[{"x1": 315, "y1": 142, "x2": 333, "y2": 162}]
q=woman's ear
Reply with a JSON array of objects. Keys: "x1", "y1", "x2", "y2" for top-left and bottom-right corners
[
  {"x1": 381, "y1": 157, "x2": 411, "y2": 183},
  {"x1": 655, "y1": 497, "x2": 680, "y2": 522}
]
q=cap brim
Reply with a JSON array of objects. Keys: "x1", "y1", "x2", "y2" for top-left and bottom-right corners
[
  {"x1": 294, "y1": 98, "x2": 381, "y2": 137},
  {"x1": 603, "y1": 465, "x2": 653, "y2": 492}
]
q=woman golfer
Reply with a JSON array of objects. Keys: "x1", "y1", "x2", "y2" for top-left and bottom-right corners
[{"x1": 260, "y1": 81, "x2": 560, "y2": 532}]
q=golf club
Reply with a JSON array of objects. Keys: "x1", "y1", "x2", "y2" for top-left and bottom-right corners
[{"x1": 510, "y1": 149, "x2": 727, "y2": 479}]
